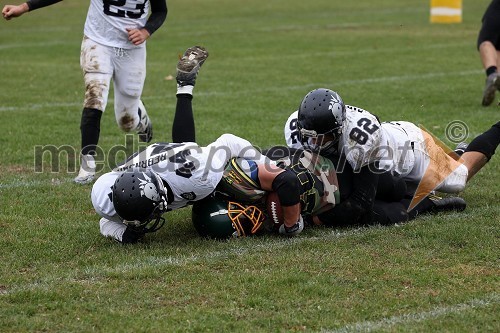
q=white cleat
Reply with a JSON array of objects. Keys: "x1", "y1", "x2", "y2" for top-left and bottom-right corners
[
  {"x1": 137, "y1": 100, "x2": 153, "y2": 143},
  {"x1": 74, "y1": 154, "x2": 96, "y2": 185}
]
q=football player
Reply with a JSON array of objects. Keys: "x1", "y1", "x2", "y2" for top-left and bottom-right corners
[
  {"x1": 284, "y1": 88, "x2": 500, "y2": 223},
  {"x1": 91, "y1": 46, "x2": 309, "y2": 243},
  {"x1": 191, "y1": 146, "x2": 467, "y2": 239},
  {"x1": 2, "y1": 0, "x2": 168, "y2": 184},
  {"x1": 477, "y1": 0, "x2": 500, "y2": 106}
]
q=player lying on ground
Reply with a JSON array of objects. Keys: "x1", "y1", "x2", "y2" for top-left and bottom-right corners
[
  {"x1": 92, "y1": 49, "x2": 467, "y2": 243},
  {"x1": 191, "y1": 146, "x2": 467, "y2": 239},
  {"x1": 91, "y1": 46, "x2": 296, "y2": 243},
  {"x1": 284, "y1": 88, "x2": 500, "y2": 223}
]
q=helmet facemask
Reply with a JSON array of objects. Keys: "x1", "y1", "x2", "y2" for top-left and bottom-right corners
[
  {"x1": 227, "y1": 201, "x2": 265, "y2": 237},
  {"x1": 296, "y1": 88, "x2": 346, "y2": 155},
  {"x1": 191, "y1": 195, "x2": 267, "y2": 239},
  {"x1": 298, "y1": 127, "x2": 341, "y2": 155},
  {"x1": 123, "y1": 205, "x2": 166, "y2": 233}
]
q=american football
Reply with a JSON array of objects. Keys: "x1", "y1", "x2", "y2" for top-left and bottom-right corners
[{"x1": 266, "y1": 191, "x2": 284, "y2": 230}]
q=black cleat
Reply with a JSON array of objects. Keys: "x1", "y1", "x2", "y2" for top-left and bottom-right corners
[
  {"x1": 429, "y1": 195, "x2": 467, "y2": 213},
  {"x1": 176, "y1": 46, "x2": 209, "y2": 87},
  {"x1": 481, "y1": 72, "x2": 500, "y2": 106},
  {"x1": 454, "y1": 142, "x2": 468, "y2": 156}
]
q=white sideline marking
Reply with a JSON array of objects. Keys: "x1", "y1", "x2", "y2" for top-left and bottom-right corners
[
  {"x1": 324, "y1": 293, "x2": 499, "y2": 333},
  {"x1": 0, "y1": 70, "x2": 482, "y2": 113},
  {"x1": 0, "y1": 178, "x2": 73, "y2": 189},
  {"x1": 0, "y1": 41, "x2": 72, "y2": 50},
  {"x1": 173, "y1": 18, "x2": 424, "y2": 37},
  {"x1": 0, "y1": 102, "x2": 81, "y2": 112}
]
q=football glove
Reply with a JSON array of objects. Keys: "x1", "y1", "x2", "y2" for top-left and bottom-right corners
[
  {"x1": 121, "y1": 226, "x2": 146, "y2": 244},
  {"x1": 279, "y1": 215, "x2": 304, "y2": 236}
]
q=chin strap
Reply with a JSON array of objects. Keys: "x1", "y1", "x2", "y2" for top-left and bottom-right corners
[{"x1": 143, "y1": 215, "x2": 166, "y2": 233}]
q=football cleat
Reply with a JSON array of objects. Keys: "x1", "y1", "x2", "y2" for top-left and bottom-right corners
[
  {"x1": 176, "y1": 46, "x2": 209, "y2": 87},
  {"x1": 137, "y1": 100, "x2": 153, "y2": 143},
  {"x1": 454, "y1": 142, "x2": 468, "y2": 156},
  {"x1": 481, "y1": 72, "x2": 500, "y2": 106},
  {"x1": 428, "y1": 194, "x2": 466, "y2": 213},
  {"x1": 74, "y1": 154, "x2": 96, "y2": 185}
]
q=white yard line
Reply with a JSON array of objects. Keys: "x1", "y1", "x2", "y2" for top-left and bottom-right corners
[
  {"x1": 324, "y1": 293, "x2": 500, "y2": 333},
  {"x1": 0, "y1": 178, "x2": 73, "y2": 189},
  {"x1": 0, "y1": 69, "x2": 481, "y2": 113},
  {"x1": 0, "y1": 40, "x2": 72, "y2": 50}
]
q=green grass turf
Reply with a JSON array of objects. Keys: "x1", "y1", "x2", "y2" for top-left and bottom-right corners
[{"x1": 0, "y1": 0, "x2": 498, "y2": 332}]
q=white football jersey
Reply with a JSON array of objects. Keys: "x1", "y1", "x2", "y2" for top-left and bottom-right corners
[
  {"x1": 340, "y1": 106, "x2": 416, "y2": 175},
  {"x1": 284, "y1": 110, "x2": 302, "y2": 149},
  {"x1": 92, "y1": 134, "x2": 266, "y2": 222},
  {"x1": 85, "y1": 0, "x2": 150, "y2": 49},
  {"x1": 282, "y1": 110, "x2": 467, "y2": 194}
]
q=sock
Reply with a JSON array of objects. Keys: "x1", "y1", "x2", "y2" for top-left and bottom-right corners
[
  {"x1": 486, "y1": 66, "x2": 497, "y2": 77},
  {"x1": 465, "y1": 121, "x2": 500, "y2": 161},
  {"x1": 176, "y1": 85, "x2": 194, "y2": 95},
  {"x1": 80, "y1": 108, "x2": 102, "y2": 156},
  {"x1": 172, "y1": 94, "x2": 195, "y2": 143}
]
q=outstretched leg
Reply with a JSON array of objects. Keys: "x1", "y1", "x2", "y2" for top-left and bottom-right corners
[
  {"x1": 462, "y1": 121, "x2": 500, "y2": 180},
  {"x1": 172, "y1": 46, "x2": 209, "y2": 143}
]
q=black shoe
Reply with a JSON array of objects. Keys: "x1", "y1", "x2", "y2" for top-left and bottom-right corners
[
  {"x1": 481, "y1": 72, "x2": 500, "y2": 106},
  {"x1": 429, "y1": 195, "x2": 467, "y2": 213},
  {"x1": 454, "y1": 142, "x2": 468, "y2": 156}
]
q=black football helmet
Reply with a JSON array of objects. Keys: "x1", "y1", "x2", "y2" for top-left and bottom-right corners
[
  {"x1": 112, "y1": 168, "x2": 168, "y2": 232},
  {"x1": 192, "y1": 194, "x2": 266, "y2": 239},
  {"x1": 297, "y1": 88, "x2": 346, "y2": 155}
]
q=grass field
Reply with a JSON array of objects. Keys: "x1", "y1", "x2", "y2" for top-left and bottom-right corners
[{"x1": 0, "y1": 0, "x2": 499, "y2": 332}]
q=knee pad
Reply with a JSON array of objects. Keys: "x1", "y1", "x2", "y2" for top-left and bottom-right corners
[
  {"x1": 118, "y1": 112, "x2": 140, "y2": 132},
  {"x1": 272, "y1": 169, "x2": 301, "y2": 207}
]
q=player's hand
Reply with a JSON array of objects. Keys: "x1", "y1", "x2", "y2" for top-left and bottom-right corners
[
  {"x1": 121, "y1": 225, "x2": 146, "y2": 244},
  {"x1": 2, "y1": 4, "x2": 29, "y2": 20},
  {"x1": 279, "y1": 215, "x2": 304, "y2": 236},
  {"x1": 126, "y1": 28, "x2": 150, "y2": 46}
]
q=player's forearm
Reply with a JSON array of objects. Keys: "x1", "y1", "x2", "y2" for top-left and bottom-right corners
[
  {"x1": 26, "y1": 0, "x2": 62, "y2": 11},
  {"x1": 144, "y1": 0, "x2": 167, "y2": 35}
]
